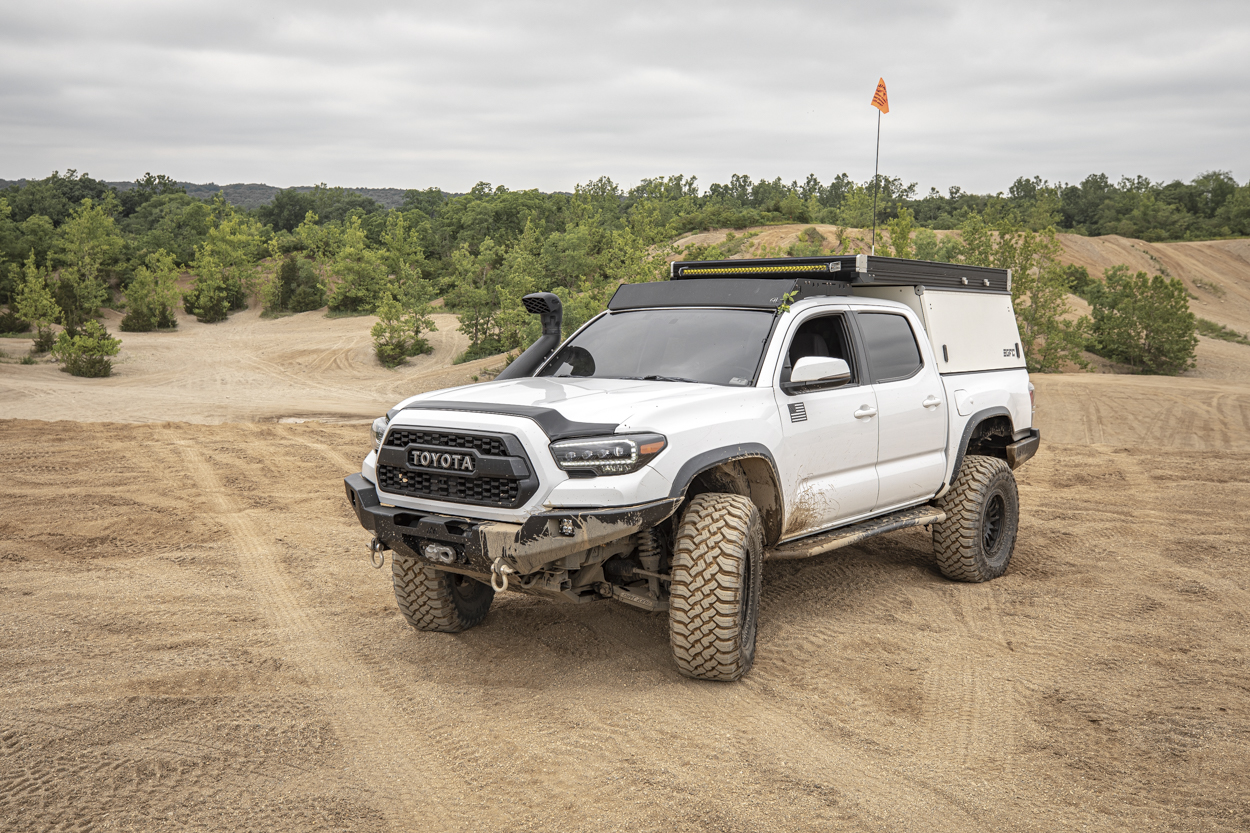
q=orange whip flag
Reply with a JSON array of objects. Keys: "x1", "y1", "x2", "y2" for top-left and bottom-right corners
[
  {"x1": 871, "y1": 78, "x2": 889, "y2": 113},
  {"x1": 870, "y1": 78, "x2": 888, "y2": 253}
]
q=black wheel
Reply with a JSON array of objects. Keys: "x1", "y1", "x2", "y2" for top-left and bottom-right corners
[
  {"x1": 669, "y1": 493, "x2": 764, "y2": 681},
  {"x1": 932, "y1": 455, "x2": 1020, "y2": 582},
  {"x1": 391, "y1": 550, "x2": 494, "y2": 633}
]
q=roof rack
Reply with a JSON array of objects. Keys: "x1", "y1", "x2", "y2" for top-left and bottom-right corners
[
  {"x1": 670, "y1": 254, "x2": 1011, "y2": 294},
  {"x1": 609, "y1": 277, "x2": 849, "y2": 311}
]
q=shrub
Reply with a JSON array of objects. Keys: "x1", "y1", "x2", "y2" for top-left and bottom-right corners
[
  {"x1": 119, "y1": 307, "x2": 155, "y2": 332},
  {"x1": 265, "y1": 255, "x2": 326, "y2": 315},
  {"x1": 32, "y1": 329, "x2": 56, "y2": 353},
  {"x1": 0, "y1": 309, "x2": 30, "y2": 334},
  {"x1": 185, "y1": 273, "x2": 230, "y2": 323},
  {"x1": 370, "y1": 293, "x2": 433, "y2": 368},
  {"x1": 1196, "y1": 317, "x2": 1250, "y2": 346},
  {"x1": 1063, "y1": 264, "x2": 1095, "y2": 297},
  {"x1": 122, "y1": 250, "x2": 181, "y2": 332},
  {"x1": 183, "y1": 255, "x2": 234, "y2": 323},
  {"x1": 1088, "y1": 265, "x2": 1197, "y2": 375},
  {"x1": 52, "y1": 320, "x2": 121, "y2": 377}
]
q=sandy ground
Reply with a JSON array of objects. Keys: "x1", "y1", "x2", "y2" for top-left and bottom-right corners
[
  {"x1": 3, "y1": 416, "x2": 1249, "y2": 832},
  {"x1": 2, "y1": 234, "x2": 1250, "y2": 831},
  {"x1": 0, "y1": 306, "x2": 498, "y2": 424}
]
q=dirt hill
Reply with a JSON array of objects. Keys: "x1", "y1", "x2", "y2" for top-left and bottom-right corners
[
  {"x1": 673, "y1": 226, "x2": 1250, "y2": 339},
  {"x1": 2, "y1": 233, "x2": 1250, "y2": 832}
]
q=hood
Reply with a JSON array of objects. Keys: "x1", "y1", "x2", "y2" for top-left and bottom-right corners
[{"x1": 394, "y1": 377, "x2": 759, "y2": 437}]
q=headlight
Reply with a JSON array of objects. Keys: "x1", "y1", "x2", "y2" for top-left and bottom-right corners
[
  {"x1": 371, "y1": 415, "x2": 389, "y2": 451},
  {"x1": 549, "y1": 433, "x2": 666, "y2": 476}
]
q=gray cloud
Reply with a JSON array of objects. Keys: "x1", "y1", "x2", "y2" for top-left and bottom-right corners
[{"x1": 2, "y1": 0, "x2": 1248, "y2": 194}]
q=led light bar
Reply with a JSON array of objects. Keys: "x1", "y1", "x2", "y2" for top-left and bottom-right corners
[{"x1": 676, "y1": 263, "x2": 834, "y2": 276}]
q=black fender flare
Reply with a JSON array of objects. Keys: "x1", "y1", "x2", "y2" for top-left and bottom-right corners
[
  {"x1": 945, "y1": 406, "x2": 1013, "y2": 489},
  {"x1": 668, "y1": 443, "x2": 785, "y2": 544}
]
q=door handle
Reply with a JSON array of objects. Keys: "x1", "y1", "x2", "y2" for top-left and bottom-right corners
[
  {"x1": 922, "y1": 395, "x2": 942, "y2": 409},
  {"x1": 854, "y1": 405, "x2": 877, "y2": 419}
]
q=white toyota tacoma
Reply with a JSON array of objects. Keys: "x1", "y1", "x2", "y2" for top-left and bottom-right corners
[{"x1": 344, "y1": 254, "x2": 1040, "y2": 681}]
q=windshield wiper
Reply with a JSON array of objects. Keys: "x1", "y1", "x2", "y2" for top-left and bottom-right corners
[
  {"x1": 642, "y1": 375, "x2": 702, "y2": 384},
  {"x1": 610, "y1": 375, "x2": 704, "y2": 384},
  {"x1": 606, "y1": 375, "x2": 697, "y2": 383}
]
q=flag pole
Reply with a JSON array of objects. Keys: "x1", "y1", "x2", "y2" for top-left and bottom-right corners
[{"x1": 871, "y1": 107, "x2": 881, "y2": 256}]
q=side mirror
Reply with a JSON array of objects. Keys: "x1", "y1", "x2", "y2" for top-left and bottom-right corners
[{"x1": 786, "y1": 356, "x2": 851, "y2": 390}]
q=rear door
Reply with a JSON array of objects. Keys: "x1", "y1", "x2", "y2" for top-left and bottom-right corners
[
  {"x1": 772, "y1": 309, "x2": 879, "y2": 538},
  {"x1": 855, "y1": 309, "x2": 947, "y2": 510}
]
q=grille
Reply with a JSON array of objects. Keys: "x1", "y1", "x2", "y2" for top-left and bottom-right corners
[
  {"x1": 385, "y1": 429, "x2": 506, "y2": 457},
  {"x1": 378, "y1": 465, "x2": 523, "y2": 508}
]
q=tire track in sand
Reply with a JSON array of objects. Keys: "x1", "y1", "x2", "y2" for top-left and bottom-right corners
[
  {"x1": 913, "y1": 583, "x2": 1023, "y2": 771},
  {"x1": 161, "y1": 432, "x2": 465, "y2": 831}
]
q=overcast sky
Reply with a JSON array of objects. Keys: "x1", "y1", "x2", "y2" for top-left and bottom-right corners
[{"x1": 2, "y1": 0, "x2": 1248, "y2": 195}]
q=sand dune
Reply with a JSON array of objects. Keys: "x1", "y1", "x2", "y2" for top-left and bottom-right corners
[{"x1": 2, "y1": 232, "x2": 1250, "y2": 831}]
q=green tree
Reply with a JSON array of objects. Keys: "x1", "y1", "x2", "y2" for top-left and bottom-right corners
[
  {"x1": 370, "y1": 291, "x2": 436, "y2": 367},
  {"x1": 1087, "y1": 265, "x2": 1197, "y2": 374},
  {"x1": 446, "y1": 239, "x2": 505, "y2": 353},
  {"x1": 371, "y1": 293, "x2": 416, "y2": 367},
  {"x1": 1218, "y1": 183, "x2": 1250, "y2": 235},
  {"x1": 0, "y1": 198, "x2": 21, "y2": 304},
  {"x1": 121, "y1": 193, "x2": 213, "y2": 266},
  {"x1": 491, "y1": 245, "x2": 540, "y2": 353},
  {"x1": 540, "y1": 224, "x2": 599, "y2": 289},
  {"x1": 198, "y1": 211, "x2": 264, "y2": 307},
  {"x1": 184, "y1": 254, "x2": 231, "y2": 323},
  {"x1": 52, "y1": 319, "x2": 121, "y2": 377},
  {"x1": 15, "y1": 253, "x2": 60, "y2": 352},
  {"x1": 121, "y1": 249, "x2": 180, "y2": 331},
  {"x1": 835, "y1": 183, "x2": 876, "y2": 228},
  {"x1": 779, "y1": 189, "x2": 805, "y2": 221},
  {"x1": 326, "y1": 217, "x2": 390, "y2": 313},
  {"x1": 50, "y1": 197, "x2": 124, "y2": 332},
  {"x1": 380, "y1": 211, "x2": 427, "y2": 280},
  {"x1": 264, "y1": 254, "x2": 326, "y2": 314},
  {"x1": 957, "y1": 216, "x2": 1088, "y2": 372},
  {"x1": 884, "y1": 207, "x2": 915, "y2": 259},
  {"x1": 913, "y1": 227, "x2": 940, "y2": 261},
  {"x1": 292, "y1": 210, "x2": 343, "y2": 261},
  {"x1": 19, "y1": 214, "x2": 56, "y2": 271}
]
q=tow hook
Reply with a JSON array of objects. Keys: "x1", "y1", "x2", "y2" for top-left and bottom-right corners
[
  {"x1": 368, "y1": 537, "x2": 389, "y2": 569},
  {"x1": 490, "y1": 556, "x2": 517, "y2": 592}
]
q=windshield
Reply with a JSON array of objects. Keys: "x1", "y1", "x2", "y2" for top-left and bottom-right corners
[{"x1": 538, "y1": 308, "x2": 775, "y2": 386}]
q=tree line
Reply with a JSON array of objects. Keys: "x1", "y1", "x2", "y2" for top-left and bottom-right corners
[{"x1": 2, "y1": 166, "x2": 1236, "y2": 376}]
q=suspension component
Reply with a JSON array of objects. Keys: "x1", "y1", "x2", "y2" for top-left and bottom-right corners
[{"x1": 636, "y1": 528, "x2": 663, "y2": 598}]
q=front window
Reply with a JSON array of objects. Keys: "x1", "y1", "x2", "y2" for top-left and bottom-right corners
[{"x1": 538, "y1": 308, "x2": 775, "y2": 386}]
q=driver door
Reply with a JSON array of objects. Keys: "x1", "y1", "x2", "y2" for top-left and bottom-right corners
[{"x1": 772, "y1": 310, "x2": 879, "y2": 539}]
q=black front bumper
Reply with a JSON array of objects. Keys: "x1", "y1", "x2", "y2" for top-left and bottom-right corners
[{"x1": 344, "y1": 473, "x2": 681, "y2": 577}]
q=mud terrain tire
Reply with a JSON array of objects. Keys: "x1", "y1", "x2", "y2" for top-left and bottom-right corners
[
  {"x1": 392, "y1": 551, "x2": 494, "y2": 633},
  {"x1": 933, "y1": 454, "x2": 1019, "y2": 582},
  {"x1": 669, "y1": 493, "x2": 764, "y2": 681}
]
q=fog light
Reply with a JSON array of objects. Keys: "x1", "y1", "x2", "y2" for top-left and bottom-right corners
[{"x1": 559, "y1": 518, "x2": 576, "y2": 537}]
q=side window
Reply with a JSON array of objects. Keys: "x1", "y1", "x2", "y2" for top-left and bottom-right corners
[
  {"x1": 857, "y1": 312, "x2": 922, "y2": 383},
  {"x1": 781, "y1": 313, "x2": 857, "y2": 386}
]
